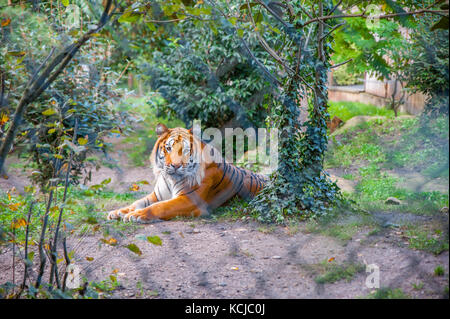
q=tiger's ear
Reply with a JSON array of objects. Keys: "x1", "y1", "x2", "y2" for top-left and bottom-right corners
[{"x1": 156, "y1": 123, "x2": 169, "y2": 136}]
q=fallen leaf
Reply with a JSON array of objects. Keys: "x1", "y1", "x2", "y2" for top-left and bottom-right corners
[
  {"x1": 231, "y1": 266, "x2": 239, "y2": 270},
  {"x1": 328, "y1": 257, "x2": 335, "y2": 263},
  {"x1": 126, "y1": 243, "x2": 142, "y2": 256},
  {"x1": 129, "y1": 183, "x2": 140, "y2": 191},
  {"x1": 86, "y1": 257, "x2": 94, "y2": 261},
  {"x1": 147, "y1": 235, "x2": 162, "y2": 246},
  {"x1": 101, "y1": 237, "x2": 117, "y2": 246}
]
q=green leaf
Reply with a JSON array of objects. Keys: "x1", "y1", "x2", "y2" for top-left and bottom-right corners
[
  {"x1": 61, "y1": 0, "x2": 69, "y2": 6},
  {"x1": 7, "y1": 51, "x2": 26, "y2": 57},
  {"x1": 118, "y1": 11, "x2": 141, "y2": 23},
  {"x1": 42, "y1": 108, "x2": 57, "y2": 116},
  {"x1": 126, "y1": 243, "x2": 142, "y2": 256},
  {"x1": 228, "y1": 17, "x2": 237, "y2": 26},
  {"x1": 147, "y1": 235, "x2": 162, "y2": 246},
  {"x1": 48, "y1": 128, "x2": 56, "y2": 134}
]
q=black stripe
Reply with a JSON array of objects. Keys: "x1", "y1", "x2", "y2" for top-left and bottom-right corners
[
  {"x1": 163, "y1": 177, "x2": 170, "y2": 192},
  {"x1": 227, "y1": 166, "x2": 237, "y2": 185},
  {"x1": 183, "y1": 187, "x2": 200, "y2": 196},
  {"x1": 234, "y1": 170, "x2": 245, "y2": 195},
  {"x1": 212, "y1": 162, "x2": 229, "y2": 190}
]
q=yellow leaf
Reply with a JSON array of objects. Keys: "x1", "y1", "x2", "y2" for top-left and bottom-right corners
[
  {"x1": 1, "y1": 18, "x2": 11, "y2": 27},
  {"x1": 328, "y1": 257, "x2": 335, "y2": 263},
  {"x1": 11, "y1": 218, "x2": 27, "y2": 229},
  {"x1": 129, "y1": 183, "x2": 140, "y2": 192},
  {"x1": 231, "y1": 266, "x2": 239, "y2": 270},
  {"x1": 78, "y1": 137, "x2": 88, "y2": 145},
  {"x1": 8, "y1": 202, "x2": 21, "y2": 211},
  {"x1": 112, "y1": 269, "x2": 119, "y2": 274},
  {"x1": 7, "y1": 192, "x2": 11, "y2": 201},
  {"x1": 48, "y1": 128, "x2": 56, "y2": 134},
  {"x1": 86, "y1": 256, "x2": 94, "y2": 261},
  {"x1": 0, "y1": 113, "x2": 9, "y2": 125},
  {"x1": 101, "y1": 237, "x2": 118, "y2": 246}
]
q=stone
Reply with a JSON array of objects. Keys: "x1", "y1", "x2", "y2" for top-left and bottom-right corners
[
  {"x1": 385, "y1": 197, "x2": 402, "y2": 205},
  {"x1": 440, "y1": 207, "x2": 449, "y2": 214}
]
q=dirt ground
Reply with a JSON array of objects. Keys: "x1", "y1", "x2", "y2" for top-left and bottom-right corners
[{"x1": 0, "y1": 135, "x2": 448, "y2": 299}]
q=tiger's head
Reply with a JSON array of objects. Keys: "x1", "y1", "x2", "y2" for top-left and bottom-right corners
[{"x1": 150, "y1": 123, "x2": 205, "y2": 187}]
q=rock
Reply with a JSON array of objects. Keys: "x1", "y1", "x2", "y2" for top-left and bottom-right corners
[
  {"x1": 440, "y1": 207, "x2": 449, "y2": 214},
  {"x1": 385, "y1": 197, "x2": 402, "y2": 205}
]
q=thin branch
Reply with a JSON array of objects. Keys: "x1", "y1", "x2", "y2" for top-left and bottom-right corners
[
  {"x1": 61, "y1": 237, "x2": 70, "y2": 292},
  {"x1": 20, "y1": 202, "x2": 34, "y2": 291},
  {"x1": 302, "y1": 9, "x2": 449, "y2": 27},
  {"x1": 330, "y1": 58, "x2": 353, "y2": 69},
  {"x1": 320, "y1": 21, "x2": 346, "y2": 41},
  {"x1": 50, "y1": 118, "x2": 78, "y2": 289},
  {"x1": 256, "y1": 0, "x2": 291, "y2": 29},
  {"x1": 330, "y1": 0, "x2": 343, "y2": 15},
  {"x1": 246, "y1": 0, "x2": 294, "y2": 74}
]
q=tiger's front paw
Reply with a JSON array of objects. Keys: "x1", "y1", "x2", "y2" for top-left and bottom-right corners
[
  {"x1": 122, "y1": 208, "x2": 158, "y2": 224},
  {"x1": 107, "y1": 206, "x2": 135, "y2": 220}
]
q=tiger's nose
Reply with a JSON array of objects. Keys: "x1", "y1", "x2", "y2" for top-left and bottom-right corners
[{"x1": 171, "y1": 163, "x2": 182, "y2": 170}]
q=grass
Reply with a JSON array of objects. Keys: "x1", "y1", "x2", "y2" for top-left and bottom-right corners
[
  {"x1": 326, "y1": 115, "x2": 449, "y2": 215},
  {"x1": 404, "y1": 224, "x2": 449, "y2": 255},
  {"x1": 305, "y1": 259, "x2": 365, "y2": 284},
  {"x1": 0, "y1": 185, "x2": 143, "y2": 246},
  {"x1": 434, "y1": 265, "x2": 445, "y2": 276},
  {"x1": 366, "y1": 287, "x2": 410, "y2": 299},
  {"x1": 328, "y1": 101, "x2": 396, "y2": 122},
  {"x1": 302, "y1": 211, "x2": 377, "y2": 243}
]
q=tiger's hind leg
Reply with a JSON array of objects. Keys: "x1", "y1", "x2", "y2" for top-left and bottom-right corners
[{"x1": 237, "y1": 169, "x2": 266, "y2": 199}]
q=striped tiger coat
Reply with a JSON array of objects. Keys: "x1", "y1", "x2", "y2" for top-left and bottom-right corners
[{"x1": 107, "y1": 123, "x2": 266, "y2": 223}]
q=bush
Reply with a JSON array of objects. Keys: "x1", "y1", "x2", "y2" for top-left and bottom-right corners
[{"x1": 140, "y1": 18, "x2": 275, "y2": 128}]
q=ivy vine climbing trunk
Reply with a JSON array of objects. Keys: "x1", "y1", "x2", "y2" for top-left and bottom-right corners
[{"x1": 249, "y1": 0, "x2": 341, "y2": 222}]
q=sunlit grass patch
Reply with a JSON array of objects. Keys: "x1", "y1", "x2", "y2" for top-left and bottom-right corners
[{"x1": 328, "y1": 101, "x2": 395, "y2": 122}]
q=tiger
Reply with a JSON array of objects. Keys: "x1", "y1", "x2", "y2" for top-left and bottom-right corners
[{"x1": 107, "y1": 123, "x2": 266, "y2": 223}]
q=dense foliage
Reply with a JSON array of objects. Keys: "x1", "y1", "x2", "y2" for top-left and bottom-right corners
[
  {"x1": 0, "y1": 4, "x2": 124, "y2": 188},
  {"x1": 403, "y1": 17, "x2": 449, "y2": 116},
  {"x1": 141, "y1": 18, "x2": 274, "y2": 128}
]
